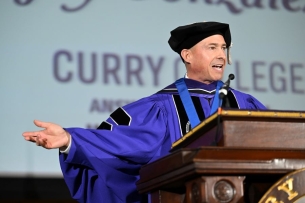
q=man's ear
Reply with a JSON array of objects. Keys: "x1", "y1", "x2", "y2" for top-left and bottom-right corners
[{"x1": 181, "y1": 49, "x2": 191, "y2": 64}]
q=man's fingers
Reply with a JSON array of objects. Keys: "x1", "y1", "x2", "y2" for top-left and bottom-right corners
[
  {"x1": 24, "y1": 133, "x2": 46, "y2": 147},
  {"x1": 22, "y1": 131, "x2": 39, "y2": 143},
  {"x1": 33, "y1": 120, "x2": 50, "y2": 129},
  {"x1": 22, "y1": 120, "x2": 49, "y2": 139},
  {"x1": 41, "y1": 138, "x2": 50, "y2": 149},
  {"x1": 36, "y1": 135, "x2": 43, "y2": 146},
  {"x1": 22, "y1": 131, "x2": 37, "y2": 137},
  {"x1": 36, "y1": 136, "x2": 50, "y2": 149},
  {"x1": 23, "y1": 133, "x2": 38, "y2": 142},
  {"x1": 28, "y1": 139, "x2": 37, "y2": 143},
  {"x1": 36, "y1": 138, "x2": 40, "y2": 146}
]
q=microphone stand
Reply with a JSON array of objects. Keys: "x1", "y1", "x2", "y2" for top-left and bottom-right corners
[{"x1": 214, "y1": 74, "x2": 235, "y2": 145}]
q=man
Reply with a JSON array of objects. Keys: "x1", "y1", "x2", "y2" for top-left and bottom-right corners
[{"x1": 23, "y1": 22, "x2": 266, "y2": 203}]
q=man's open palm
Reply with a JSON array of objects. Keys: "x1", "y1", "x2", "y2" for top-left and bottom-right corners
[{"x1": 22, "y1": 120, "x2": 70, "y2": 149}]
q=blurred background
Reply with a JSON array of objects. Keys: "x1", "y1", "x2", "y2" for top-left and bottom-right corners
[{"x1": 1, "y1": 0, "x2": 304, "y2": 201}]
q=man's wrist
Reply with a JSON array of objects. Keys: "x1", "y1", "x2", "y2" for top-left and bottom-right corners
[{"x1": 59, "y1": 132, "x2": 72, "y2": 154}]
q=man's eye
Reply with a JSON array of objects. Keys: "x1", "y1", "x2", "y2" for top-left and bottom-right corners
[
  {"x1": 222, "y1": 47, "x2": 227, "y2": 50},
  {"x1": 209, "y1": 46, "x2": 216, "y2": 50}
]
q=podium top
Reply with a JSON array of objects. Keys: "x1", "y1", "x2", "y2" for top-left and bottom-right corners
[{"x1": 171, "y1": 109, "x2": 305, "y2": 150}]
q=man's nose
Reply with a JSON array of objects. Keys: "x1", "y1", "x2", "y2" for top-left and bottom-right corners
[{"x1": 217, "y1": 48, "x2": 226, "y2": 60}]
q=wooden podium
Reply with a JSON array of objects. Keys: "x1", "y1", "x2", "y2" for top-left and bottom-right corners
[{"x1": 136, "y1": 110, "x2": 305, "y2": 203}]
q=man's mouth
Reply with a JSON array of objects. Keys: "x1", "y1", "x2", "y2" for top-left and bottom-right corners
[{"x1": 212, "y1": 64, "x2": 223, "y2": 69}]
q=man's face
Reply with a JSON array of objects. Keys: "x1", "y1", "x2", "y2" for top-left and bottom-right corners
[{"x1": 185, "y1": 34, "x2": 227, "y2": 84}]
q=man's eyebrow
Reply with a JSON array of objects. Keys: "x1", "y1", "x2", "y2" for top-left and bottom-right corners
[{"x1": 208, "y1": 43, "x2": 227, "y2": 46}]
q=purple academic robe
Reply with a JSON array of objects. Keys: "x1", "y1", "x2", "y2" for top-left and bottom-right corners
[{"x1": 59, "y1": 79, "x2": 266, "y2": 203}]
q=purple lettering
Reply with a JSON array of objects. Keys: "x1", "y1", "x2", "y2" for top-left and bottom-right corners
[
  {"x1": 241, "y1": 0, "x2": 263, "y2": 8},
  {"x1": 86, "y1": 123, "x2": 99, "y2": 129},
  {"x1": 53, "y1": 50, "x2": 73, "y2": 82},
  {"x1": 78, "y1": 52, "x2": 97, "y2": 84},
  {"x1": 126, "y1": 54, "x2": 143, "y2": 85},
  {"x1": 13, "y1": 0, "x2": 305, "y2": 14},
  {"x1": 269, "y1": 62, "x2": 286, "y2": 92},
  {"x1": 234, "y1": 61, "x2": 249, "y2": 91},
  {"x1": 90, "y1": 98, "x2": 134, "y2": 113},
  {"x1": 290, "y1": 63, "x2": 304, "y2": 94},
  {"x1": 100, "y1": 99, "x2": 114, "y2": 112},
  {"x1": 103, "y1": 53, "x2": 121, "y2": 85},
  {"x1": 252, "y1": 61, "x2": 267, "y2": 92},
  {"x1": 14, "y1": 0, "x2": 33, "y2": 6},
  {"x1": 187, "y1": 0, "x2": 213, "y2": 3},
  {"x1": 147, "y1": 56, "x2": 164, "y2": 86},
  {"x1": 61, "y1": 0, "x2": 91, "y2": 12},
  {"x1": 164, "y1": 0, "x2": 305, "y2": 14},
  {"x1": 282, "y1": 0, "x2": 301, "y2": 12},
  {"x1": 269, "y1": 0, "x2": 279, "y2": 9},
  {"x1": 217, "y1": 0, "x2": 243, "y2": 14},
  {"x1": 89, "y1": 98, "x2": 100, "y2": 112}
]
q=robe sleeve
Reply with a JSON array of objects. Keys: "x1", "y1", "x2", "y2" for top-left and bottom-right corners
[
  {"x1": 232, "y1": 89, "x2": 267, "y2": 110},
  {"x1": 244, "y1": 94, "x2": 267, "y2": 110},
  {"x1": 59, "y1": 95, "x2": 168, "y2": 203}
]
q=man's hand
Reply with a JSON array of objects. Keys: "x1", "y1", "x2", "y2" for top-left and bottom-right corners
[{"x1": 22, "y1": 120, "x2": 70, "y2": 150}]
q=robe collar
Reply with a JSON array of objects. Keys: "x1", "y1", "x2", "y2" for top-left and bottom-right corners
[{"x1": 159, "y1": 78, "x2": 220, "y2": 95}]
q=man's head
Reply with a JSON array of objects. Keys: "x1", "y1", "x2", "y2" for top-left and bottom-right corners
[{"x1": 168, "y1": 22, "x2": 232, "y2": 84}]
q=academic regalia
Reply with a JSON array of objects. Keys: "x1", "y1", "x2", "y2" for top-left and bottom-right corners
[{"x1": 59, "y1": 78, "x2": 266, "y2": 203}]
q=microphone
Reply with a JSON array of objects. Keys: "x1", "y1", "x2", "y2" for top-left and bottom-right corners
[
  {"x1": 219, "y1": 74, "x2": 235, "y2": 99},
  {"x1": 213, "y1": 74, "x2": 235, "y2": 146}
]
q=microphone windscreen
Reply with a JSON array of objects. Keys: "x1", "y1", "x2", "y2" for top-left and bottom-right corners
[{"x1": 229, "y1": 74, "x2": 235, "y2": 80}]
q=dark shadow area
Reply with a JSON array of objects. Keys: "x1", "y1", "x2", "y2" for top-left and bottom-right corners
[{"x1": 0, "y1": 177, "x2": 77, "y2": 203}]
